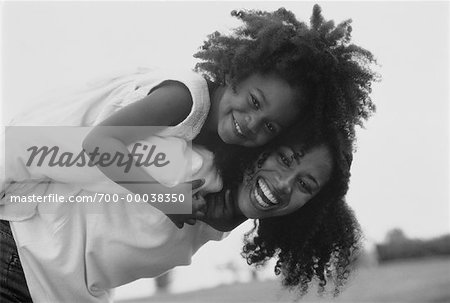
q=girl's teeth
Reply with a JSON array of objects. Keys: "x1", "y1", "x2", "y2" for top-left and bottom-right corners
[
  {"x1": 234, "y1": 118, "x2": 244, "y2": 135},
  {"x1": 258, "y1": 179, "x2": 278, "y2": 205}
]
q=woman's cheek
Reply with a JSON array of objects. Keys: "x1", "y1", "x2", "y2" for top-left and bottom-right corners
[
  {"x1": 263, "y1": 156, "x2": 279, "y2": 170},
  {"x1": 290, "y1": 192, "x2": 309, "y2": 212}
]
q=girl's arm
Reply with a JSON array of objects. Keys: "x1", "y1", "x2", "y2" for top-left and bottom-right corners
[
  {"x1": 82, "y1": 81, "x2": 194, "y2": 211},
  {"x1": 95, "y1": 81, "x2": 193, "y2": 132}
]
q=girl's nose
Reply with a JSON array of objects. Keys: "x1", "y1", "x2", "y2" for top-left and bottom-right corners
[{"x1": 245, "y1": 114, "x2": 262, "y2": 134}]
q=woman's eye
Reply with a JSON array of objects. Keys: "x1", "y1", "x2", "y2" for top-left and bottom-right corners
[
  {"x1": 251, "y1": 95, "x2": 260, "y2": 109},
  {"x1": 298, "y1": 179, "x2": 312, "y2": 194},
  {"x1": 265, "y1": 122, "x2": 276, "y2": 133},
  {"x1": 279, "y1": 153, "x2": 291, "y2": 166}
]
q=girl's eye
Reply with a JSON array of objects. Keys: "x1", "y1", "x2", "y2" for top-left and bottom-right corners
[
  {"x1": 265, "y1": 122, "x2": 276, "y2": 133},
  {"x1": 251, "y1": 95, "x2": 260, "y2": 109}
]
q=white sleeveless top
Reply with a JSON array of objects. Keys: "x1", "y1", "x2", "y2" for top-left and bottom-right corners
[
  {"x1": 1, "y1": 67, "x2": 210, "y2": 220},
  {"x1": 1, "y1": 68, "x2": 227, "y2": 303}
]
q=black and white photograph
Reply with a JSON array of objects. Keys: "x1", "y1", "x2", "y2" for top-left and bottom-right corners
[{"x1": 1, "y1": 1, "x2": 449, "y2": 302}]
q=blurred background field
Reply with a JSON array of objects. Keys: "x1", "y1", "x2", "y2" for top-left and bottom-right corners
[
  {"x1": 2, "y1": 1, "x2": 449, "y2": 303},
  {"x1": 118, "y1": 257, "x2": 450, "y2": 303}
]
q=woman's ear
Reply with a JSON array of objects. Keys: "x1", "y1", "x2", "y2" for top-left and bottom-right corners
[
  {"x1": 224, "y1": 74, "x2": 231, "y2": 86},
  {"x1": 256, "y1": 152, "x2": 270, "y2": 169}
]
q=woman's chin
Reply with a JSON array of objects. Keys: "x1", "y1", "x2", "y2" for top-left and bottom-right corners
[{"x1": 240, "y1": 206, "x2": 264, "y2": 219}]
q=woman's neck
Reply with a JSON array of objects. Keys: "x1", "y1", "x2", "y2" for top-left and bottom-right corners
[{"x1": 231, "y1": 188, "x2": 246, "y2": 220}]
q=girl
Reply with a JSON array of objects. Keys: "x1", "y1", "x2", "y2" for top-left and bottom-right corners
[
  {"x1": 77, "y1": 4, "x2": 377, "y2": 219},
  {"x1": 1, "y1": 120, "x2": 359, "y2": 302},
  {"x1": 1, "y1": 4, "x2": 376, "y2": 218}
]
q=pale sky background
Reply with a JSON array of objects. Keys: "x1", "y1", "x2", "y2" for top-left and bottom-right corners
[{"x1": 1, "y1": 0, "x2": 449, "y2": 297}]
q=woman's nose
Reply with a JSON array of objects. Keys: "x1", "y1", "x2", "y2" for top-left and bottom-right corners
[{"x1": 273, "y1": 172, "x2": 293, "y2": 198}]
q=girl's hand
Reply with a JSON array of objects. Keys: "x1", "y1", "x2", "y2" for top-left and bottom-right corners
[
  {"x1": 166, "y1": 179, "x2": 205, "y2": 228},
  {"x1": 166, "y1": 214, "x2": 196, "y2": 229},
  {"x1": 196, "y1": 190, "x2": 247, "y2": 232}
]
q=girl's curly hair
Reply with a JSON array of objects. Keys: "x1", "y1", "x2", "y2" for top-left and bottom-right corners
[{"x1": 194, "y1": 4, "x2": 378, "y2": 142}]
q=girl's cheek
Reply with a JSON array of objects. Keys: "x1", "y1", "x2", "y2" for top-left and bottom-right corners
[{"x1": 236, "y1": 94, "x2": 249, "y2": 111}]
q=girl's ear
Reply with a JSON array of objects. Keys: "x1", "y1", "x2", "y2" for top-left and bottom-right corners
[{"x1": 225, "y1": 74, "x2": 239, "y2": 94}]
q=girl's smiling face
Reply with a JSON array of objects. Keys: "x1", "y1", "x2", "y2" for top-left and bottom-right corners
[
  {"x1": 235, "y1": 144, "x2": 334, "y2": 219},
  {"x1": 216, "y1": 73, "x2": 302, "y2": 147}
]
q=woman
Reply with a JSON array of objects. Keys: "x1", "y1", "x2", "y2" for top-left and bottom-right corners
[
  {"x1": 1, "y1": 5, "x2": 374, "y2": 301},
  {"x1": 1, "y1": 120, "x2": 361, "y2": 302}
]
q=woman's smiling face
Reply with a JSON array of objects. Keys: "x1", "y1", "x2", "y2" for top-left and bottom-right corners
[
  {"x1": 216, "y1": 73, "x2": 302, "y2": 147},
  {"x1": 235, "y1": 143, "x2": 334, "y2": 219}
]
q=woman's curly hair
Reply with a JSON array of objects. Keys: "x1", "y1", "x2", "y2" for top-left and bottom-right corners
[
  {"x1": 238, "y1": 123, "x2": 362, "y2": 297},
  {"x1": 203, "y1": 5, "x2": 371, "y2": 296},
  {"x1": 194, "y1": 4, "x2": 378, "y2": 142},
  {"x1": 213, "y1": 119, "x2": 362, "y2": 297}
]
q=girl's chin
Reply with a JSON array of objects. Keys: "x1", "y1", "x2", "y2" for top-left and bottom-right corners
[{"x1": 218, "y1": 127, "x2": 235, "y2": 144}]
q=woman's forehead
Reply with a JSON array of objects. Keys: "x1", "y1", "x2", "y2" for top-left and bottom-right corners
[{"x1": 280, "y1": 141, "x2": 330, "y2": 157}]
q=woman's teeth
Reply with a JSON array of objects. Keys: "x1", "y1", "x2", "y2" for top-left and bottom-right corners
[
  {"x1": 253, "y1": 178, "x2": 279, "y2": 209},
  {"x1": 258, "y1": 179, "x2": 279, "y2": 204},
  {"x1": 254, "y1": 189, "x2": 270, "y2": 208},
  {"x1": 233, "y1": 117, "x2": 244, "y2": 136}
]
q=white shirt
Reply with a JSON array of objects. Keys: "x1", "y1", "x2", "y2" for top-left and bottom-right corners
[
  {"x1": 11, "y1": 144, "x2": 224, "y2": 303},
  {"x1": 1, "y1": 68, "x2": 223, "y2": 302}
]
